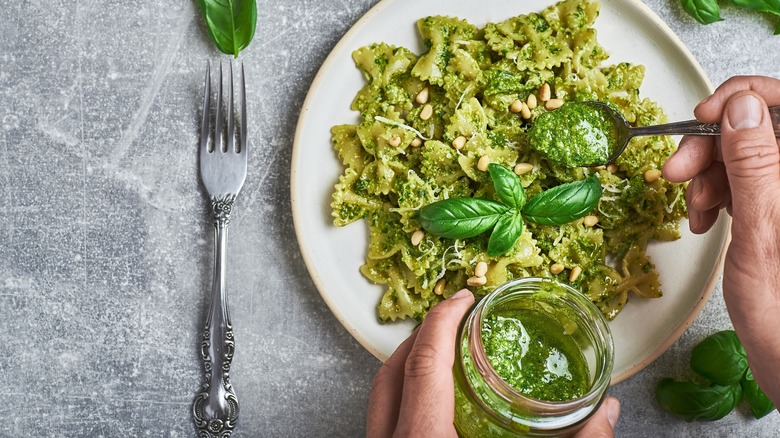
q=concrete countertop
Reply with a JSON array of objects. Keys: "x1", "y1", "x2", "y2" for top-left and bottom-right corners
[{"x1": 1, "y1": 0, "x2": 778, "y2": 436}]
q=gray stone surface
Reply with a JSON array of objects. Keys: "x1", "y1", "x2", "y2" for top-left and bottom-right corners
[{"x1": 0, "y1": 0, "x2": 777, "y2": 436}]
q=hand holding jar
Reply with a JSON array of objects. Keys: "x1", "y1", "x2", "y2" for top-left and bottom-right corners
[{"x1": 366, "y1": 287, "x2": 620, "y2": 437}]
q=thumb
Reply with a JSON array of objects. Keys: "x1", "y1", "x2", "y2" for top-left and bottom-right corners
[
  {"x1": 720, "y1": 92, "x2": 780, "y2": 214},
  {"x1": 573, "y1": 396, "x2": 619, "y2": 438}
]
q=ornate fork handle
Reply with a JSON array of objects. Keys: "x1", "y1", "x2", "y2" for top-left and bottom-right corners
[{"x1": 192, "y1": 195, "x2": 239, "y2": 437}]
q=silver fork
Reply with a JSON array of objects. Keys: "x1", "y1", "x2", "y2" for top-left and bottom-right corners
[{"x1": 192, "y1": 61, "x2": 246, "y2": 437}]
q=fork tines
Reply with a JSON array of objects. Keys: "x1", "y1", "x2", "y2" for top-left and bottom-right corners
[{"x1": 200, "y1": 61, "x2": 247, "y2": 155}]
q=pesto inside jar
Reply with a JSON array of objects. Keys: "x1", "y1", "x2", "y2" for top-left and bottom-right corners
[
  {"x1": 481, "y1": 306, "x2": 591, "y2": 401},
  {"x1": 528, "y1": 102, "x2": 618, "y2": 167}
]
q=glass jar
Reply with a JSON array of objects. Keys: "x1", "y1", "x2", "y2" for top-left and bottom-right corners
[{"x1": 453, "y1": 277, "x2": 614, "y2": 437}]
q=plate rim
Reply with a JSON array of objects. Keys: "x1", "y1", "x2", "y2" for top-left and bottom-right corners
[{"x1": 290, "y1": 0, "x2": 731, "y2": 383}]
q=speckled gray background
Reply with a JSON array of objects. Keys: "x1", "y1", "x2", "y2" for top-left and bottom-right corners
[{"x1": 0, "y1": 0, "x2": 778, "y2": 437}]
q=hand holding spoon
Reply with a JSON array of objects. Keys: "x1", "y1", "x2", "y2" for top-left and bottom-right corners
[{"x1": 528, "y1": 101, "x2": 780, "y2": 167}]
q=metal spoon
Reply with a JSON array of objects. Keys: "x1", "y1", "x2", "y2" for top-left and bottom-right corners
[{"x1": 578, "y1": 101, "x2": 780, "y2": 166}]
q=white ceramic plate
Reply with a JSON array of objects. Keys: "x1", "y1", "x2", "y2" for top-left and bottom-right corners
[{"x1": 291, "y1": 0, "x2": 729, "y2": 383}]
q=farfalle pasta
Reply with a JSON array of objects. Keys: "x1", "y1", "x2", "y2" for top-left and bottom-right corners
[{"x1": 330, "y1": 0, "x2": 687, "y2": 322}]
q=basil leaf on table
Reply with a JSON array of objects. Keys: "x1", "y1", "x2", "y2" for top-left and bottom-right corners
[
  {"x1": 728, "y1": 0, "x2": 780, "y2": 15},
  {"x1": 521, "y1": 175, "x2": 601, "y2": 225},
  {"x1": 681, "y1": 0, "x2": 723, "y2": 24},
  {"x1": 655, "y1": 378, "x2": 742, "y2": 421},
  {"x1": 418, "y1": 198, "x2": 510, "y2": 239},
  {"x1": 690, "y1": 330, "x2": 748, "y2": 385},
  {"x1": 488, "y1": 163, "x2": 525, "y2": 210},
  {"x1": 741, "y1": 368, "x2": 776, "y2": 419},
  {"x1": 196, "y1": 0, "x2": 258, "y2": 57},
  {"x1": 487, "y1": 212, "x2": 524, "y2": 257}
]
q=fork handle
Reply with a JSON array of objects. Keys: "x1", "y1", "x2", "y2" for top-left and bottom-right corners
[{"x1": 193, "y1": 195, "x2": 239, "y2": 437}]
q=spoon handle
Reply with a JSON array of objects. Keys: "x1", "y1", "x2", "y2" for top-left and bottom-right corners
[
  {"x1": 628, "y1": 119, "x2": 720, "y2": 138},
  {"x1": 629, "y1": 105, "x2": 780, "y2": 138}
]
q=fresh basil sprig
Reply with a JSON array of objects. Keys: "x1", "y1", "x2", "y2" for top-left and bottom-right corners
[
  {"x1": 681, "y1": 0, "x2": 723, "y2": 24},
  {"x1": 417, "y1": 197, "x2": 510, "y2": 240},
  {"x1": 418, "y1": 164, "x2": 601, "y2": 257},
  {"x1": 521, "y1": 175, "x2": 601, "y2": 225},
  {"x1": 690, "y1": 330, "x2": 748, "y2": 385},
  {"x1": 656, "y1": 379, "x2": 741, "y2": 421},
  {"x1": 681, "y1": 0, "x2": 780, "y2": 35},
  {"x1": 742, "y1": 368, "x2": 776, "y2": 419},
  {"x1": 656, "y1": 330, "x2": 776, "y2": 421},
  {"x1": 196, "y1": 0, "x2": 258, "y2": 57}
]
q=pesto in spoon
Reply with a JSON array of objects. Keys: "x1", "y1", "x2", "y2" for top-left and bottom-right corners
[{"x1": 528, "y1": 101, "x2": 780, "y2": 167}]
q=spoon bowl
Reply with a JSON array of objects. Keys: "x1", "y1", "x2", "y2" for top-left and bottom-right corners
[{"x1": 529, "y1": 101, "x2": 780, "y2": 168}]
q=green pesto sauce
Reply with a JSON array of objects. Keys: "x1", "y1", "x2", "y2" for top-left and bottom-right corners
[
  {"x1": 481, "y1": 308, "x2": 590, "y2": 401},
  {"x1": 528, "y1": 102, "x2": 617, "y2": 167}
]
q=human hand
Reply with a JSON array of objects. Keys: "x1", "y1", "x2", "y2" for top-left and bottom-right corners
[
  {"x1": 366, "y1": 289, "x2": 474, "y2": 437},
  {"x1": 662, "y1": 75, "x2": 780, "y2": 405},
  {"x1": 366, "y1": 288, "x2": 620, "y2": 437}
]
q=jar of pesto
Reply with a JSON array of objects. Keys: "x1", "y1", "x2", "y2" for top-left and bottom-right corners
[{"x1": 453, "y1": 278, "x2": 614, "y2": 437}]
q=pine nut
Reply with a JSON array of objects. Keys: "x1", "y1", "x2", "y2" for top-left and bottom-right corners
[
  {"x1": 434, "y1": 278, "x2": 447, "y2": 295},
  {"x1": 644, "y1": 168, "x2": 662, "y2": 183},
  {"x1": 539, "y1": 83, "x2": 551, "y2": 102},
  {"x1": 477, "y1": 155, "x2": 490, "y2": 171},
  {"x1": 545, "y1": 98, "x2": 564, "y2": 110},
  {"x1": 550, "y1": 263, "x2": 565, "y2": 275},
  {"x1": 416, "y1": 87, "x2": 429, "y2": 104},
  {"x1": 411, "y1": 137, "x2": 422, "y2": 147},
  {"x1": 520, "y1": 102, "x2": 531, "y2": 119},
  {"x1": 526, "y1": 94, "x2": 538, "y2": 109},
  {"x1": 509, "y1": 99, "x2": 524, "y2": 113},
  {"x1": 607, "y1": 163, "x2": 618, "y2": 173},
  {"x1": 474, "y1": 261, "x2": 488, "y2": 278},
  {"x1": 420, "y1": 104, "x2": 433, "y2": 120},
  {"x1": 569, "y1": 266, "x2": 583, "y2": 282},
  {"x1": 583, "y1": 215, "x2": 599, "y2": 227},
  {"x1": 467, "y1": 275, "x2": 487, "y2": 287},
  {"x1": 411, "y1": 229, "x2": 425, "y2": 246},
  {"x1": 514, "y1": 162, "x2": 533, "y2": 175},
  {"x1": 388, "y1": 136, "x2": 401, "y2": 147},
  {"x1": 452, "y1": 135, "x2": 467, "y2": 150}
]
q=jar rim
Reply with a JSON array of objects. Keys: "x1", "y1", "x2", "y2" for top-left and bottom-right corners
[{"x1": 468, "y1": 277, "x2": 615, "y2": 413}]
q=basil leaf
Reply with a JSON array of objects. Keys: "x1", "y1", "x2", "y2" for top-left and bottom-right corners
[
  {"x1": 681, "y1": 0, "x2": 723, "y2": 24},
  {"x1": 487, "y1": 212, "x2": 524, "y2": 257},
  {"x1": 655, "y1": 379, "x2": 741, "y2": 421},
  {"x1": 196, "y1": 0, "x2": 258, "y2": 57},
  {"x1": 521, "y1": 175, "x2": 601, "y2": 225},
  {"x1": 419, "y1": 198, "x2": 510, "y2": 239},
  {"x1": 741, "y1": 368, "x2": 776, "y2": 419},
  {"x1": 728, "y1": 0, "x2": 780, "y2": 15},
  {"x1": 488, "y1": 163, "x2": 525, "y2": 210},
  {"x1": 690, "y1": 330, "x2": 748, "y2": 385}
]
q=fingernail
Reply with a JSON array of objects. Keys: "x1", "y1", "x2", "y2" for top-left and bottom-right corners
[
  {"x1": 727, "y1": 94, "x2": 763, "y2": 130},
  {"x1": 450, "y1": 289, "x2": 472, "y2": 300},
  {"x1": 606, "y1": 398, "x2": 620, "y2": 427}
]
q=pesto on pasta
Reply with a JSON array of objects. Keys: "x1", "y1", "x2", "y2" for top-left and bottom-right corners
[{"x1": 330, "y1": 0, "x2": 687, "y2": 323}]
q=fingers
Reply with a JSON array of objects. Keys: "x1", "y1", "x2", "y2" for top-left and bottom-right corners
[
  {"x1": 393, "y1": 289, "x2": 475, "y2": 436},
  {"x1": 695, "y1": 76, "x2": 780, "y2": 123},
  {"x1": 573, "y1": 396, "x2": 620, "y2": 438},
  {"x1": 719, "y1": 92, "x2": 780, "y2": 219},
  {"x1": 662, "y1": 135, "x2": 717, "y2": 182},
  {"x1": 686, "y1": 162, "x2": 731, "y2": 234},
  {"x1": 366, "y1": 329, "x2": 419, "y2": 438}
]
